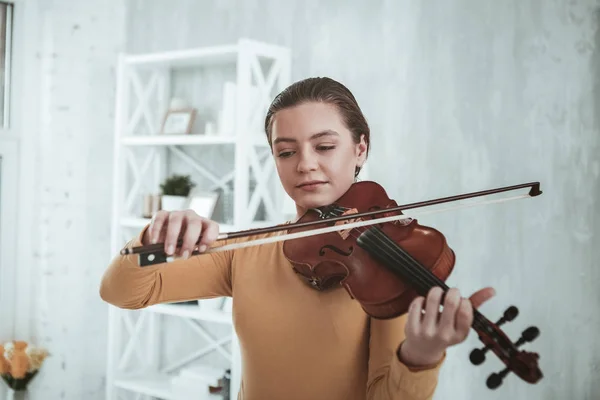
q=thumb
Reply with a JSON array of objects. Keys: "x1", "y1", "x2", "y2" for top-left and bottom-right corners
[{"x1": 469, "y1": 287, "x2": 496, "y2": 309}]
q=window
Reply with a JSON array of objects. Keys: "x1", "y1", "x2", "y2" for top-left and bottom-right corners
[
  {"x1": 0, "y1": 2, "x2": 12, "y2": 128},
  {"x1": 0, "y1": 141, "x2": 17, "y2": 341}
]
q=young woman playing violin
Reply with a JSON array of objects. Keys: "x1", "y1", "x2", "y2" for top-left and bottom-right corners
[{"x1": 100, "y1": 77, "x2": 496, "y2": 400}]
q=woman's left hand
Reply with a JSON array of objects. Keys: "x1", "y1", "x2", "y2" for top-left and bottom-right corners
[{"x1": 398, "y1": 286, "x2": 496, "y2": 367}]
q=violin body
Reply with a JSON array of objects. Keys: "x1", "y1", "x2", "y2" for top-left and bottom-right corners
[{"x1": 283, "y1": 181, "x2": 455, "y2": 319}]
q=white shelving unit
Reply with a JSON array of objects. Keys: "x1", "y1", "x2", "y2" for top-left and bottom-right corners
[{"x1": 106, "y1": 38, "x2": 292, "y2": 400}]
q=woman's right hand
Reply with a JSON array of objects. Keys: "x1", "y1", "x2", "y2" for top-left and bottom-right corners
[{"x1": 142, "y1": 209, "x2": 220, "y2": 259}]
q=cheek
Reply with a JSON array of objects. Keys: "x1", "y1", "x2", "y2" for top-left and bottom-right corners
[
  {"x1": 274, "y1": 158, "x2": 294, "y2": 184},
  {"x1": 327, "y1": 151, "x2": 356, "y2": 178}
]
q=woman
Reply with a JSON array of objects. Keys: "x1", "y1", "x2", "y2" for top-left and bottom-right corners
[{"x1": 100, "y1": 77, "x2": 495, "y2": 400}]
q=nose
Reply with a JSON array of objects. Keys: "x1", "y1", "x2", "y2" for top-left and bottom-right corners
[{"x1": 296, "y1": 150, "x2": 318, "y2": 173}]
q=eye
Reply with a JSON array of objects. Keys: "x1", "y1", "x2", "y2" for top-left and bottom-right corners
[
  {"x1": 317, "y1": 145, "x2": 336, "y2": 151},
  {"x1": 277, "y1": 150, "x2": 295, "y2": 158}
]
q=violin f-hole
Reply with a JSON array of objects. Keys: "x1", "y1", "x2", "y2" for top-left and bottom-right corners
[{"x1": 319, "y1": 245, "x2": 354, "y2": 257}]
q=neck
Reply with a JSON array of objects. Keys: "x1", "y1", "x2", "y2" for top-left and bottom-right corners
[{"x1": 294, "y1": 204, "x2": 308, "y2": 222}]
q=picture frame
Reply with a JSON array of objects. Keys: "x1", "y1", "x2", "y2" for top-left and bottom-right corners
[
  {"x1": 160, "y1": 108, "x2": 197, "y2": 135},
  {"x1": 187, "y1": 191, "x2": 220, "y2": 218}
]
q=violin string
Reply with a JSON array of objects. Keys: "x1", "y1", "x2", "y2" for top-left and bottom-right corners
[
  {"x1": 326, "y1": 207, "x2": 455, "y2": 308},
  {"x1": 321, "y1": 207, "x2": 509, "y2": 344},
  {"x1": 350, "y1": 226, "x2": 519, "y2": 363},
  {"x1": 364, "y1": 228, "x2": 487, "y2": 332},
  {"x1": 328, "y1": 206, "x2": 489, "y2": 330},
  {"x1": 342, "y1": 219, "x2": 488, "y2": 332},
  {"x1": 332, "y1": 209, "x2": 442, "y2": 295},
  {"x1": 362, "y1": 227, "x2": 487, "y2": 332},
  {"x1": 346, "y1": 218, "x2": 517, "y2": 352}
]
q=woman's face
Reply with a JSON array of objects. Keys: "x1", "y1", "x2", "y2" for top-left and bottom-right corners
[{"x1": 269, "y1": 101, "x2": 368, "y2": 217}]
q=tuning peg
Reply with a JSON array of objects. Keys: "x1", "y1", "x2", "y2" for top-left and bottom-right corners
[
  {"x1": 486, "y1": 367, "x2": 510, "y2": 389},
  {"x1": 469, "y1": 344, "x2": 491, "y2": 365},
  {"x1": 495, "y1": 306, "x2": 518, "y2": 326},
  {"x1": 514, "y1": 326, "x2": 540, "y2": 347}
]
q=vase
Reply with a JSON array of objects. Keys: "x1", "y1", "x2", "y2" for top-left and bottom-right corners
[
  {"x1": 2, "y1": 371, "x2": 37, "y2": 399},
  {"x1": 161, "y1": 195, "x2": 188, "y2": 211},
  {"x1": 7, "y1": 388, "x2": 27, "y2": 400}
]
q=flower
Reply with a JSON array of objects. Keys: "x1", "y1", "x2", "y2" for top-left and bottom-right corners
[
  {"x1": 0, "y1": 345, "x2": 9, "y2": 374},
  {"x1": 0, "y1": 340, "x2": 49, "y2": 391},
  {"x1": 25, "y1": 345, "x2": 49, "y2": 372}
]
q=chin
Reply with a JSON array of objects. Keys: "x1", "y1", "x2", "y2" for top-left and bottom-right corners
[{"x1": 294, "y1": 191, "x2": 337, "y2": 210}]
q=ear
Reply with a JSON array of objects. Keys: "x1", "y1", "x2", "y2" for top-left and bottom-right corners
[{"x1": 356, "y1": 134, "x2": 368, "y2": 166}]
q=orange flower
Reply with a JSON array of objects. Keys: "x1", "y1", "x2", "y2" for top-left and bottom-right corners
[
  {"x1": 13, "y1": 341, "x2": 27, "y2": 351},
  {"x1": 10, "y1": 346, "x2": 29, "y2": 379},
  {"x1": 0, "y1": 344, "x2": 9, "y2": 374}
]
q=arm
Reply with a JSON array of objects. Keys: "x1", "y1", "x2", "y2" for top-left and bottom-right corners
[
  {"x1": 99, "y1": 224, "x2": 234, "y2": 309},
  {"x1": 366, "y1": 314, "x2": 445, "y2": 400}
]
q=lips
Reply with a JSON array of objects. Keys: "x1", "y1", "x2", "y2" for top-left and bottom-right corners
[{"x1": 296, "y1": 180, "x2": 327, "y2": 188}]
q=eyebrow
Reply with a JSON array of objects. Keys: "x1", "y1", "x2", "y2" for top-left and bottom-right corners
[{"x1": 272, "y1": 130, "x2": 339, "y2": 145}]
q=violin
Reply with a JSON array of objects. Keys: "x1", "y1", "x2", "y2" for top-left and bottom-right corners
[{"x1": 121, "y1": 180, "x2": 544, "y2": 390}]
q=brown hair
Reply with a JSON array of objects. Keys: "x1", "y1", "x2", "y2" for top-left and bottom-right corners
[{"x1": 264, "y1": 77, "x2": 370, "y2": 178}]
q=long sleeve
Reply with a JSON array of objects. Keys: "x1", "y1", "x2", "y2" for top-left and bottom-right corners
[
  {"x1": 366, "y1": 314, "x2": 445, "y2": 400},
  {"x1": 99, "y1": 224, "x2": 234, "y2": 309}
]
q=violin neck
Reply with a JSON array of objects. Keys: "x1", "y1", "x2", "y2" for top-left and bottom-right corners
[{"x1": 355, "y1": 226, "x2": 490, "y2": 331}]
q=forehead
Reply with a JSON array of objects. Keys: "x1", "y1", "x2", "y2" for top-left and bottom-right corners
[{"x1": 270, "y1": 102, "x2": 349, "y2": 142}]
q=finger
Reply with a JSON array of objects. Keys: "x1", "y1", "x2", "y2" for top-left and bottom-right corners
[
  {"x1": 469, "y1": 287, "x2": 496, "y2": 309},
  {"x1": 454, "y1": 298, "x2": 473, "y2": 341},
  {"x1": 197, "y1": 219, "x2": 220, "y2": 252},
  {"x1": 406, "y1": 296, "x2": 425, "y2": 338},
  {"x1": 438, "y1": 287, "x2": 461, "y2": 334},
  {"x1": 164, "y1": 212, "x2": 184, "y2": 255},
  {"x1": 422, "y1": 287, "x2": 444, "y2": 336},
  {"x1": 180, "y1": 214, "x2": 202, "y2": 258},
  {"x1": 149, "y1": 211, "x2": 168, "y2": 244}
]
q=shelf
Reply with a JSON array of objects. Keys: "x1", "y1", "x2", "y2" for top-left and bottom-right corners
[
  {"x1": 121, "y1": 134, "x2": 270, "y2": 147},
  {"x1": 120, "y1": 217, "x2": 276, "y2": 233},
  {"x1": 120, "y1": 217, "x2": 237, "y2": 232},
  {"x1": 121, "y1": 134, "x2": 236, "y2": 146},
  {"x1": 109, "y1": 38, "x2": 292, "y2": 400},
  {"x1": 115, "y1": 374, "x2": 175, "y2": 399},
  {"x1": 115, "y1": 373, "x2": 223, "y2": 400},
  {"x1": 120, "y1": 217, "x2": 150, "y2": 228},
  {"x1": 124, "y1": 44, "x2": 239, "y2": 68},
  {"x1": 122, "y1": 39, "x2": 290, "y2": 69},
  {"x1": 145, "y1": 303, "x2": 233, "y2": 324}
]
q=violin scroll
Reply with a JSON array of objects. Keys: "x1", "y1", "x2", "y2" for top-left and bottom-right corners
[{"x1": 469, "y1": 306, "x2": 542, "y2": 389}]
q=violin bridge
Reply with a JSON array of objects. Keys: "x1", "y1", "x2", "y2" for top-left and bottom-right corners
[{"x1": 334, "y1": 208, "x2": 361, "y2": 240}]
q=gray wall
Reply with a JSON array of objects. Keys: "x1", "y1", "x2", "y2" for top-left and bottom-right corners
[
  {"x1": 10, "y1": 1, "x2": 126, "y2": 399},
  {"x1": 125, "y1": 1, "x2": 599, "y2": 399}
]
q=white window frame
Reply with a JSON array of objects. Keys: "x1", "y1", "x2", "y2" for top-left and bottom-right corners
[
  {"x1": 0, "y1": 0, "x2": 34, "y2": 343},
  {"x1": 0, "y1": 0, "x2": 17, "y2": 339},
  {"x1": 0, "y1": 2, "x2": 32, "y2": 398},
  {"x1": 0, "y1": 138, "x2": 17, "y2": 341}
]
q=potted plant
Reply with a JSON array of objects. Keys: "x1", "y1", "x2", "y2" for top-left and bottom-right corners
[{"x1": 160, "y1": 174, "x2": 196, "y2": 211}]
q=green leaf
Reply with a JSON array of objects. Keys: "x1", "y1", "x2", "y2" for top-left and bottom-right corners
[{"x1": 159, "y1": 174, "x2": 196, "y2": 196}]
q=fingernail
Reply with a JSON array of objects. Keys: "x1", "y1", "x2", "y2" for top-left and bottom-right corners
[
  {"x1": 152, "y1": 237, "x2": 157, "y2": 244},
  {"x1": 199, "y1": 245, "x2": 207, "y2": 253},
  {"x1": 182, "y1": 251, "x2": 189, "y2": 259},
  {"x1": 167, "y1": 245, "x2": 174, "y2": 255}
]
